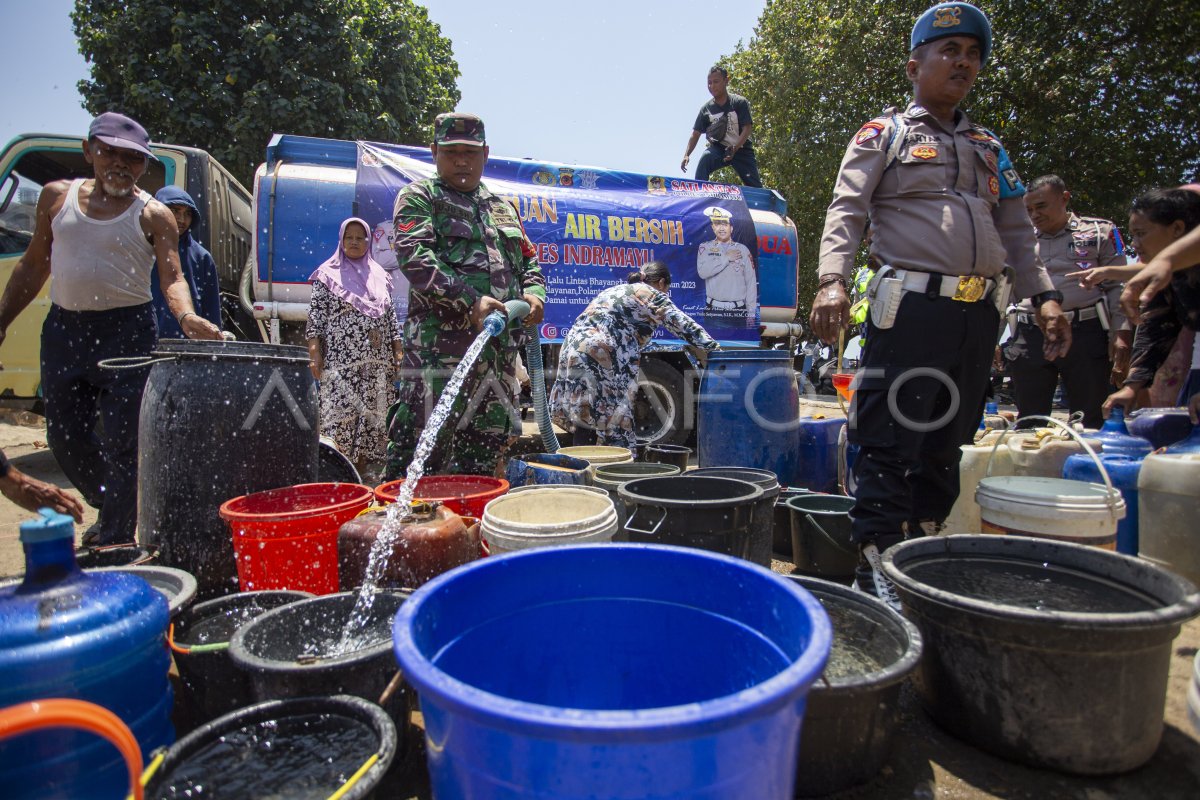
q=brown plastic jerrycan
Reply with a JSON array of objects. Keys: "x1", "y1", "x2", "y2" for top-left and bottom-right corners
[{"x1": 337, "y1": 503, "x2": 479, "y2": 591}]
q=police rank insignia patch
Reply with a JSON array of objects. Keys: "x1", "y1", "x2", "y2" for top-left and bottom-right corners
[
  {"x1": 984, "y1": 152, "x2": 998, "y2": 173},
  {"x1": 856, "y1": 122, "x2": 885, "y2": 144},
  {"x1": 966, "y1": 131, "x2": 992, "y2": 143},
  {"x1": 911, "y1": 144, "x2": 938, "y2": 159},
  {"x1": 988, "y1": 175, "x2": 1000, "y2": 196}
]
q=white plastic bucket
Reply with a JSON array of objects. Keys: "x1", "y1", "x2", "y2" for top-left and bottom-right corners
[
  {"x1": 555, "y1": 446, "x2": 634, "y2": 477},
  {"x1": 975, "y1": 476, "x2": 1125, "y2": 550},
  {"x1": 481, "y1": 487, "x2": 619, "y2": 555}
]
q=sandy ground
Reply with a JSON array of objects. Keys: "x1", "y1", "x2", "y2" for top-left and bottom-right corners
[{"x1": 1, "y1": 409, "x2": 1198, "y2": 798}]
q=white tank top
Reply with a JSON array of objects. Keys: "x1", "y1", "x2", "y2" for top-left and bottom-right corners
[{"x1": 49, "y1": 179, "x2": 156, "y2": 311}]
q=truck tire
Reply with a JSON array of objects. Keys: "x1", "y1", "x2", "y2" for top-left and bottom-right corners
[{"x1": 634, "y1": 359, "x2": 689, "y2": 446}]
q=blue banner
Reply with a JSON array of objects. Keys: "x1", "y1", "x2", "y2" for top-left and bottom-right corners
[{"x1": 355, "y1": 142, "x2": 760, "y2": 345}]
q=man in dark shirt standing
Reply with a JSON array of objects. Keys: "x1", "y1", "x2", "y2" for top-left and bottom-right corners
[{"x1": 681, "y1": 66, "x2": 763, "y2": 188}]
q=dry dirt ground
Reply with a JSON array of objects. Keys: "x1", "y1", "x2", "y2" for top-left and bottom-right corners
[{"x1": 1, "y1": 410, "x2": 1197, "y2": 799}]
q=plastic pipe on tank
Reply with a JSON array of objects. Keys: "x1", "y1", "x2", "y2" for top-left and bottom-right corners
[{"x1": 761, "y1": 321, "x2": 805, "y2": 338}]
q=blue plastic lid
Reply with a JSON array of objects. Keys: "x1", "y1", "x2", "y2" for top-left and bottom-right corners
[{"x1": 19, "y1": 507, "x2": 76, "y2": 544}]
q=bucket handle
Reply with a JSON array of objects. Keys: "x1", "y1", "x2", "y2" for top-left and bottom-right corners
[
  {"x1": 0, "y1": 698, "x2": 145, "y2": 800},
  {"x1": 804, "y1": 512, "x2": 857, "y2": 556},
  {"x1": 624, "y1": 504, "x2": 666, "y2": 537},
  {"x1": 97, "y1": 355, "x2": 175, "y2": 371},
  {"x1": 984, "y1": 414, "x2": 1120, "y2": 511}
]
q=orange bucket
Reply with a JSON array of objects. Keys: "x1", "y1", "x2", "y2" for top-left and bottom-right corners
[
  {"x1": 373, "y1": 475, "x2": 509, "y2": 518},
  {"x1": 219, "y1": 483, "x2": 373, "y2": 595}
]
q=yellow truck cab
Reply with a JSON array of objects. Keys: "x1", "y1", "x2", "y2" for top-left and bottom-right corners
[{"x1": 0, "y1": 134, "x2": 253, "y2": 410}]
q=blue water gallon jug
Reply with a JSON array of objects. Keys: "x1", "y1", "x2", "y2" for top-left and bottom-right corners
[
  {"x1": 1062, "y1": 453, "x2": 1143, "y2": 555},
  {"x1": 1161, "y1": 423, "x2": 1200, "y2": 454},
  {"x1": 0, "y1": 509, "x2": 173, "y2": 799},
  {"x1": 698, "y1": 350, "x2": 799, "y2": 480},
  {"x1": 794, "y1": 417, "x2": 846, "y2": 494},
  {"x1": 1128, "y1": 408, "x2": 1193, "y2": 449},
  {"x1": 1084, "y1": 408, "x2": 1153, "y2": 458}
]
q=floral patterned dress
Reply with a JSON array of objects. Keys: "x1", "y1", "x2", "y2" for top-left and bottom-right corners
[
  {"x1": 306, "y1": 281, "x2": 401, "y2": 463},
  {"x1": 550, "y1": 283, "x2": 718, "y2": 448}
]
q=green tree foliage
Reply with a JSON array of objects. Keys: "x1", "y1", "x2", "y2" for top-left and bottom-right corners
[
  {"x1": 728, "y1": 0, "x2": 1200, "y2": 309},
  {"x1": 73, "y1": 0, "x2": 460, "y2": 185}
]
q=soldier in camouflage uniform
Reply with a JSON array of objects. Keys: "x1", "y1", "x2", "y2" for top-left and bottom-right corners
[
  {"x1": 550, "y1": 263, "x2": 718, "y2": 450},
  {"x1": 385, "y1": 113, "x2": 546, "y2": 478}
]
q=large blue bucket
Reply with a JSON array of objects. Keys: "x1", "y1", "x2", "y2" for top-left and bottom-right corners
[
  {"x1": 698, "y1": 350, "x2": 800, "y2": 480},
  {"x1": 393, "y1": 544, "x2": 831, "y2": 799}
]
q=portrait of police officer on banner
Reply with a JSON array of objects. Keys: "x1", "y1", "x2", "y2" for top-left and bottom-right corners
[{"x1": 696, "y1": 206, "x2": 757, "y2": 327}]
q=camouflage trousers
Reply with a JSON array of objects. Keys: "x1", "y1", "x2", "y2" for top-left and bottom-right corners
[{"x1": 385, "y1": 350, "x2": 521, "y2": 479}]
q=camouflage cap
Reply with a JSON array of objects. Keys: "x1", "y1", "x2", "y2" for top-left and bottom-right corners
[{"x1": 434, "y1": 113, "x2": 486, "y2": 147}]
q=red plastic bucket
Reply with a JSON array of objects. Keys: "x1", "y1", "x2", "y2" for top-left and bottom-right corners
[
  {"x1": 373, "y1": 475, "x2": 509, "y2": 518},
  {"x1": 219, "y1": 483, "x2": 373, "y2": 595}
]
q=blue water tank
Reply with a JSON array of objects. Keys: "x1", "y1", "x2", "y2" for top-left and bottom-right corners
[
  {"x1": 1062, "y1": 454, "x2": 1142, "y2": 555},
  {"x1": 1128, "y1": 408, "x2": 1193, "y2": 449},
  {"x1": 0, "y1": 509, "x2": 173, "y2": 799},
  {"x1": 1084, "y1": 408, "x2": 1153, "y2": 458},
  {"x1": 698, "y1": 350, "x2": 800, "y2": 481},
  {"x1": 1161, "y1": 423, "x2": 1200, "y2": 454}
]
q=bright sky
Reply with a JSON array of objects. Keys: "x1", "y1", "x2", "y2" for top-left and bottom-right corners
[{"x1": 1, "y1": 0, "x2": 765, "y2": 179}]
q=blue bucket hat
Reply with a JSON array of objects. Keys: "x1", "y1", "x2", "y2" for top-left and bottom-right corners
[{"x1": 911, "y1": 3, "x2": 992, "y2": 66}]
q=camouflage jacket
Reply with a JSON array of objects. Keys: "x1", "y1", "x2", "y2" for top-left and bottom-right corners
[{"x1": 392, "y1": 177, "x2": 546, "y2": 358}]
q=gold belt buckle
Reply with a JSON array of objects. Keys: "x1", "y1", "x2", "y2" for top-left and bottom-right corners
[{"x1": 952, "y1": 276, "x2": 986, "y2": 302}]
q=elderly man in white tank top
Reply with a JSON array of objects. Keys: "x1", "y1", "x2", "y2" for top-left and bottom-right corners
[{"x1": 0, "y1": 112, "x2": 221, "y2": 545}]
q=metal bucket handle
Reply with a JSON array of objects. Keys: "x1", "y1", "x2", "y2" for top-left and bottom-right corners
[
  {"x1": 624, "y1": 504, "x2": 667, "y2": 537},
  {"x1": 97, "y1": 355, "x2": 174, "y2": 370},
  {"x1": 804, "y1": 511, "x2": 857, "y2": 556},
  {"x1": 983, "y1": 414, "x2": 1120, "y2": 512}
]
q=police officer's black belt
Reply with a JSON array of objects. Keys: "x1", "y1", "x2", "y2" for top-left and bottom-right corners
[{"x1": 1016, "y1": 306, "x2": 1100, "y2": 326}]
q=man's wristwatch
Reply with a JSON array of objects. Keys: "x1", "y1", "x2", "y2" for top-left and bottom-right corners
[{"x1": 1029, "y1": 290, "x2": 1064, "y2": 308}]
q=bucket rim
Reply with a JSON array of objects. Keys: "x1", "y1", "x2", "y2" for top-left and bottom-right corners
[
  {"x1": 706, "y1": 349, "x2": 793, "y2": 362},
  {"x1": 688, "y1": 466, "x2": 780, "y2": 490},
  {"x1": 976, "y1": 476, "x2": 1126, "y2": 511},
  {"x1": 392, "y1": 543, "x2": 832, "y2": 742},
  {"x1": 143, "y1": 695, "x2": 396, "y2": 798},
  {"x1": 228, "y1": 590, "x2": 409, "y2": 674},
  {"x1": 882, "y1": 535, "x2": 1200, "y2": 629},
  {"x1": 219, "y1": 482, "x2": 374, "y2": 522},
  {"x1": 174, "y1": 590, "x2": 315, "y2": 647},
  {"x1": 617, "y1": 476, "x2": 765, "y2": 507},
  {"x1": 374, "y1": 475, "x2": 510, "y2": 504},
  {"x1": 783, "y1": 494, "x2": 855, "y2": 513},
  {"x1": 151, "y1": 338, "x2": 310, "y2": 364},
  {"x1": 783, "y1": 575, "x2": 923, "y2": 692},
  {"x1": 85, "y1": 565, "x2": 197, "y2": 619}
]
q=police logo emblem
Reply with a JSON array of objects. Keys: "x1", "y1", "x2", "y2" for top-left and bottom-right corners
[
  {"x1": 558, "y1": 168, "x2": 574, "y2": 187},
  {"x1": 1074, "y1": 246, "x2": 1089, "y2": 258},
  {"x1": 532, "y1": 170, "x2": 554, "y2": 186},
  {"x1": 933, "y1": 6, "x2": 962, "y2": 28},
  {"x1": 911, "y1": 144, "x2": 938, "y2": 160},
  {"x1": 988, "y1": 175, "x2": 1000, "y2": 196},
  {"x1": 856, "y1": 122, "x2": 884, "y2": 144}
]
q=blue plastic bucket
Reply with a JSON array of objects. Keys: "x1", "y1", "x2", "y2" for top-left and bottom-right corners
[
  {"x1": 393, "y1": 544, "x2": 832, "y2": 799},
  {"x1": 504, "y1": 452, "x2": 591, "y2": 487},
  {"x1": 698, "y1": 350, "x2": 800, "y2": 481}
]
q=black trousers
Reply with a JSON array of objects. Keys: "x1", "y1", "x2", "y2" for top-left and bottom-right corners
[
  {"x1": 41, "y1": 303, "x2": 156, "y2": 544},
  {"x1": 847, "y1": 292, "x2": 999, "y2": 548},
  {"x1": 1005, "y1": 316, "x2": 1110, "y2": 429}
]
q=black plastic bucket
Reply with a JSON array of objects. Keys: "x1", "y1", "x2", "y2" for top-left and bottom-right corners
[
  {"x1": 143, "y1": 695, "x2": 396, "y2": 800},
  {"x1": 884, "y1": 535, "x2": 1200, "y2": 774},
  {"x1": 785, "y1": 576, "x2": 922, "y2": 796},
  {"x1": 319, "y1": 436, "x2": 363, "y2": 484},
  {"x1": 618, "y1": 476, "x2": 763, "y2": 561},
  {"x1": 228, "y1": 590, "x2": 412, "y2": 755},
  {"x1": 689, "y1": 467, "x2": 780, "y2": 566},
  {"x1": 642, "y1": 443, "x2": 692, "y2": 471},
  {"x1": 772, "y1": 488, "x2": 814, "y2": 560},
  {"x1": 592, "y1": 462, "x2": 682, "y2": 540},
  {"x1": 74, "y1": 543, "x2": 158, "y2": 569},
  {"x1": 172, "y1": 589, "x2": 313, "y2": 724},
  {"x1": 786, "y1": 494, "x2": 858, "y2": 581},
  {"x1": 137, "y1": 339, "x2": 319, "y2": 599}
]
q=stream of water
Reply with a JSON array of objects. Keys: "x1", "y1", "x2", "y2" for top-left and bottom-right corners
[{"x1": 332, "y1": 324, "x2": 497, "y2": 655}]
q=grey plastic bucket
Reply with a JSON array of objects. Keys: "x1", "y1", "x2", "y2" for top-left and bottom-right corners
[
  {"x1": 689, "y1": 467, "x2": 780, "y2": 566},
  {"x1": 785, "y1": 494, "x2": 858, "y2": 581},
  {"x1": 618, "y1": 476, "x2": 764, "y2": 561}
]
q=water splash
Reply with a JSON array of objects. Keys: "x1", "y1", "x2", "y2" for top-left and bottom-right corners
[{"x1": 334, "y1": 325, "x2": 497, "y2": 653}]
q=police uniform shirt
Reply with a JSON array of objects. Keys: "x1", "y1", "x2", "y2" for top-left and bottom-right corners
[
  {"x1": 1016, "y1": 213, "x2": 1128, "y2": 328},
  {"x1": 817, "y1": 103, "x2": 1054, "y2": 301},
  {"x1": 697, "y1": 240, "x2": 757, "y2": 306}
]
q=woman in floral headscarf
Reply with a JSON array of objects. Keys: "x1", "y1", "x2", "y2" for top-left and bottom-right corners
[{"x1": 306, "y1": 218, "x2": 402, "y2": 478}]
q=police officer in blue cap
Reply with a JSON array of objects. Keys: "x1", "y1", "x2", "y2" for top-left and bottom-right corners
[{"x1": 808, "y1": 3, "x2": 1070, "y2": 609}]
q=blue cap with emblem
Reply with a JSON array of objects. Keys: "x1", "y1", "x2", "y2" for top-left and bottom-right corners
[{"x1": 911, "y1": 3, "x2": 992, "y2": 66}]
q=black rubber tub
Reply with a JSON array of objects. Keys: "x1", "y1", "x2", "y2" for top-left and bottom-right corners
[
  {"x1": 689, "y1": 467, "x2": 780, "y2": 566},
  {"x1": 173, "y1": 589, "x2": 313, "y2": 724},
  {"x1": 228, "y1": 591, "x2": 412, "y2": 756},
  {"x1": 74, "y1": 543, "x2": 158, "y2": 569},
  {"x1": 143, "y1": 695, "x2": 396, "y2": 800},
  {"x1": 785, "y1": 575, "x2": 922, "y2": 796},
  {"x1": 618, "y1": 476, "x2": 763, "y2": 562},
  {"x1": 883, "y1": 534, "x2": 1200, "y2": 775}
]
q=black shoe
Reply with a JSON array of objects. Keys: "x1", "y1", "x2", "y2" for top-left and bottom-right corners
[{"x1": 849, "y1": 542, "x2": 901, "y2": 611}]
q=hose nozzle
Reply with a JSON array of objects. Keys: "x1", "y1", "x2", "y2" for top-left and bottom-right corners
[{"x1": 483, "y1": 299, "x2": 533, "y2": 338}]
